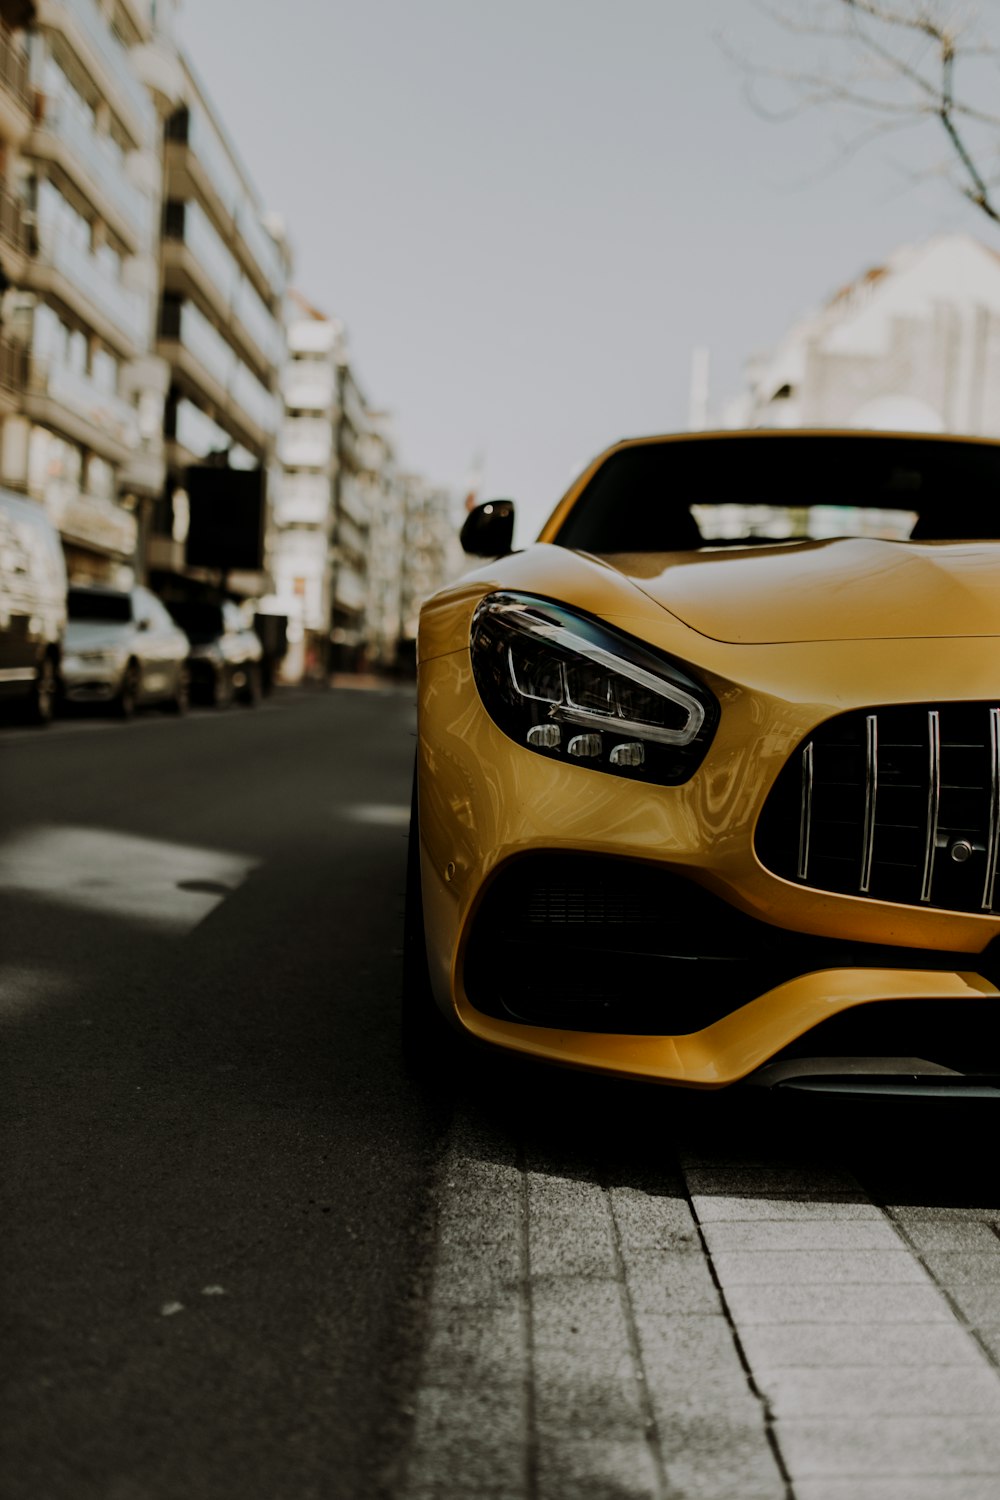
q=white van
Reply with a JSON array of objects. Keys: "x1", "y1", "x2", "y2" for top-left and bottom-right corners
[{"x1": 0, "y1": 489, "x2": 67, "y2": 724}]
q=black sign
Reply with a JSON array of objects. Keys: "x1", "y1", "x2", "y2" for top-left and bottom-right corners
[{"x1": 185, "y1": 465, "x2": 266, "y2": 572}]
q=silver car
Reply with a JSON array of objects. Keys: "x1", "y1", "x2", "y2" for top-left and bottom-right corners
[{"x1": 62, "y1": 586, "x2": 191, "y2": 717}]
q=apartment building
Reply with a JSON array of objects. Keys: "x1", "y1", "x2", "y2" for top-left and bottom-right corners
[
  {"x1": 728, "y1": 235, "x2": 1000, "y2": 437},
  {"x1": 150, "y1": 50, "x2": 289, "y2": 599},
  {"x1": 274, "y1": 306, "x2": 384, "y2": 675},
  {"x1": 0, "y1": 0, "x2": 168, "y2": 586}
]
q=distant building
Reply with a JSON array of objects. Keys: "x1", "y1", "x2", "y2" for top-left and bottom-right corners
[
  {"x1": 149, "y1": 41, "x2": 290, "y2": 601},
  {"x1": 728, "y1": 235, "x2": 1000, "y2": 437},
  {"x1": 274, "y1": 294, "x2": 460, "y2": 680},
  {"x1": 0, "y1": 0, "x2": 167, "y2": 587},
  {"x1": 272, "y1": 301, "x2": 340, "y2": 679}
]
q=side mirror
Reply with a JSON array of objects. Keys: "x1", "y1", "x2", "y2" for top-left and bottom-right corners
[
  {"x1": 137, "y1": 617, "x2": 150, "y2": 632},
  {"x1": 460, "y1": 499, "x2": 515, "y2": 558}
]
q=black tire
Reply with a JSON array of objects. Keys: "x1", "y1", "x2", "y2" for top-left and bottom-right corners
[
  {"x1": 26, "y1": 653, "x2": 57, "y2": 726},
  {"x1": 240, "y1": 662, "x2": 261, "y2": 707},
  {"x1": 114, "y1": 660, "x2": 140, "y2": 720},
  {"x1": 166, "y1": 665, "x2": 189, "y2": 716},
  {"x1": 211, "y1": 665, "x2": 233, "y2": 709},
  {"x1": 401, "y1": 768, "x2": 460, "y2": 1077}
]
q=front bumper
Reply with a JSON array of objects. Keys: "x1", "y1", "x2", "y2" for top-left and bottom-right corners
[
  {"x1": 61, "y1": 656, "x2": 124, "y2": 701},
  {"x1": 417, "y1": 638, "x2": 1000, "y2": 1088}
]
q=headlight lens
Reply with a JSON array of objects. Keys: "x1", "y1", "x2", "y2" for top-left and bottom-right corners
[
  {"x1": 470, "y1": 592, "x2": 719, "y2": 784},
  {"x1": 78, "y1": 648, "x2": 125, "y2": 665}
]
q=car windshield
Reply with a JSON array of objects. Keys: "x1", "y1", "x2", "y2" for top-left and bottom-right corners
[
  {"x1": 554, "y1": 435, "x2": 1000, "y2": 552},
  {"x1": 168, "y1": 602, "x2": 223, "y2": 643},
  {"x1": 67, "y1": 588, "x2": 132, "y2": 623}
]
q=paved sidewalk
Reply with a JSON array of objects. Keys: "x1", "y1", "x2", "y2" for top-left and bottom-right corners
[{"x1": 400, "y1": 1106, "x2": 1000, "y2": 1500}]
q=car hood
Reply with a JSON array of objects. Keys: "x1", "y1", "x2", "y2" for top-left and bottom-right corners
[
  {"x1": 592, "y1": 538, "x2": 1000, "y2": 643},
  {"x1": 64, "y1": 622, "x2": 133, "y2": 651}
]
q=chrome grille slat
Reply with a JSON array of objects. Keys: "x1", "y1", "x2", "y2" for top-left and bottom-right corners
[
  {"x1": 860, "y1": 714, "x2": 878, "y2": 893},
  {"x1": 797, "y1": 741, "x2": 814, "y2": 880},
  {"x1": 983, "y1": 708, "x2": 1000, "y2": 912},
  {"x1": 920, "y1": 710, "x2": 941, "y2": 904}
]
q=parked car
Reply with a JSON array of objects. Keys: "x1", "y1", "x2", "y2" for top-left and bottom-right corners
[
  {"x1": 405, "y1": 429, "x2": 1000, "y2": 1097},
  {"x1": 62, "y1": 585, "x2": 190, "y2": 717},
  {"x1": 0, "y1": 488, "x2": 66, "y2": 725},
  {"x1": 166, "y1": 600, "x2": 263, "y2": 707}
]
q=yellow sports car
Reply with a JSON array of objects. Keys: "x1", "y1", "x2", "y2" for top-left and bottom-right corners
[{"x1": 404, "y1": 429, "x2": 1000, "y2": 1095}]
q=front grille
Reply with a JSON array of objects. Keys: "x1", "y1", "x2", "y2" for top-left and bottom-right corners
[{"x1": 756, "y1": 704, "x2": 1000, "y2": 916}]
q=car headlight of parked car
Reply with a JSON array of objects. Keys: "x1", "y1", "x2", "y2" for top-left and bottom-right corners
[
  {"x1": 77, "y1": 648, "x2": 126, "y2": 666},
  {"x1": 470, "y1": 592, "x2": 719, "y2": 784}
]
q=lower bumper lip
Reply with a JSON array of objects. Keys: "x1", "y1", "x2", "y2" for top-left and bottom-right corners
[{"x1": 454, "y1": 967, "x2": 999, "y2": 1088}]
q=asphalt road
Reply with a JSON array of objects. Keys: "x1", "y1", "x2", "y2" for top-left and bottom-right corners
[{"x1": 0, "y1": 686, "x2": 441, "y2": 1500}]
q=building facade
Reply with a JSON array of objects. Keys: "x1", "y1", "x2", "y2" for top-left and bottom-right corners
[
  {"x1": 728, "y1": 235, "x2": 1000, "y2": 438},
  {"x1": 274, "y1": 296, "x2": 462, "y2": 679},
  {"x1": 150, "y1": 49, "x2": 290, "y2": 602},
  {"x1": 0, "y1": 0, "x2": 168, "y2": 587}
]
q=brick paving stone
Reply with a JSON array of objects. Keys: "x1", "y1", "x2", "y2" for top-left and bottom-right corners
[
  {"x1": 757, "y1": 1362, "x2": 1000, "y2": 1417},
  {"x1": 432, "y1": 1234, "x2": 522, "y2": 1307},
  {"x1": 529, "y1": 1211, "x2": 618, "y2": 1280},
  {"x1": 623, "y1": 1248, "x2": 722, "y2": 1317},
  {"x1": 530, "y1": 1276, "x2": 633, "y2": 1355},
  {"x1": 722, "y1": 1280, "x2": 954, "y2": 1326},
  {"x1": 970, "y1": 1322, "x2": 1000, "y2": 1362},
  {"x1": 657, "y1": 1415, "x2": 787, "y2": 1500},
  {"x1": 531, "y1": 1363, "x2": 646, "y2": 1440},
  {"x1": 692, "y1": 1194, "x2": 879, "y2": 1223},
  {"x1": 420, "y1": 1303, "x2": 527, "y2": 1389},
  {"x1": 634, "y1": 1311, "x2": 749, "y2": 1369},
  {"x1": 737, "y1": 1319, "x2": 983, "y2": 1369},
  {"x1": 894, "y1": 1220, "x2": 1000, "y2": 1254},
  {"x1": 681, "y1": 1162, "x2": 857, "y2": 1196},
  {"x1": 608, "y1": 1188, "x2": 700, "y2": 1251},
  {"x1": 914, "y1": 1249, "x2": 1000, "y2": 1283},
  {"x1": 937, "y1": 1280, "x2": 1000, "y2": 1326},
  {"x1": 404, "y1": 1382, "x2": 528, "y2": 1496},
  {"x1": 710, "y1": 1248, "x2": 929, "y2": 1286},
  {"x1": 793, "y1": 1481, "x2": 1000, "y2": 1500},
  {"x1": 534, "y1": 1437, "x2": 660, "y2": 1500},
  {"x1": 703, "y1": 1219, "x2": 903, "y2": 1253},
  {"x1": 777, "y1": 1415, "x2": 1000, "y2": 1477}
]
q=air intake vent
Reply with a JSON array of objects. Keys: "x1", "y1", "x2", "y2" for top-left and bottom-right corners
[{"x1": 756, "y1": 704, "x2": 1000, "y2": 916}]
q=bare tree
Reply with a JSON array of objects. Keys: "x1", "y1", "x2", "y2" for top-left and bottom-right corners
[{"x1": 729, "y1": 1, "x2": 1000, "y2": 226}]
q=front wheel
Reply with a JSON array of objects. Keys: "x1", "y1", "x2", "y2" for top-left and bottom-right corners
[
  {"x1": 239, "y1": 662, "x2": 261, "y2": 707},
  {"x1": 26, "y1": 654, "x2": 57, "y2": 726},
  {"x1": 401, "y1": 769, "x2": 460, "y2": 1077},
  {"x1": 114, "y1": 661, "x2": 140, "y2": 720},
  {"x1": 166, "y1": 665, "x2": 189, "y2": 715}
]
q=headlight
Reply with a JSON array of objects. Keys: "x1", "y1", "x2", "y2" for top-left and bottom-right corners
[
  {"x1": 470, "y1": 592, "x2": 719, "y2": 784},
  {"x1": 78, "y1": 648, "x2": 125, "y2": 665}
]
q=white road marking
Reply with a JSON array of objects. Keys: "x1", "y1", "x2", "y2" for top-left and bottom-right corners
[
  {"x1": 0, "y1": 825, "x2": 258, "y2": 933},
  {"x1": 343, "y1": 803, "x2": 410, "y2": 827}
]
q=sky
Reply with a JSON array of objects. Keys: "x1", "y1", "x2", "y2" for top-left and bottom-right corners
[{"x1": 176, "y1": 0, "x2": 983, "y2": 540}]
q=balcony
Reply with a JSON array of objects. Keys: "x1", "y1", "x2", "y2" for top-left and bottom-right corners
[
  {"x1": 0, "y1": 19, "x2": 31, "y2": 144},
  {"x1": 28, "y1": 228, "x2": 149, "y2": 355},
  {"x1": 36, "y1": 0, "x2": 153, "y2": 145},
  {"x1": 26, "y1": 356, "x2": 138, "y2": 463},
  {"x1": 47, "y1": 487, "x2": 138, "y2": 559},
  {"x1": 0, "y1": 184, "x2": 28, "y2": 272},
  {"x1": 0, "y1": 336, "x2": 26, "y2": 405},
  {"x1": 31, "y1": 97, "x2": 153, "y2": 250},
  {"x1": 279, "y1": 417, "x2": 332, "y2": 470},
  {"x1": 158, "y1": 299, "x2": 274, "y2": 457},
  {"x1": 274, "y1": 474, "x2": 331, "y2": 528},
  {"x1": 282, "y1": 363, "x2": 336, "y2": 412}
]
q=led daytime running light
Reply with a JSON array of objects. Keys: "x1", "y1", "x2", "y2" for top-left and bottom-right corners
[{"x1": 501, "y1": 610, "x2": 704, "y2": 746}]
